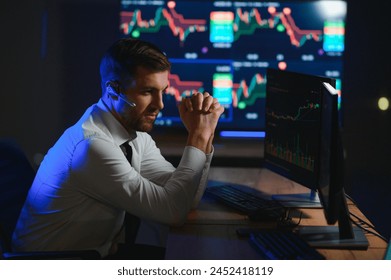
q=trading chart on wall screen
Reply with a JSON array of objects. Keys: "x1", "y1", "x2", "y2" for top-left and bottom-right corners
[{"x1": 119, "y1": 0, "x2": 346, "y2": 132}]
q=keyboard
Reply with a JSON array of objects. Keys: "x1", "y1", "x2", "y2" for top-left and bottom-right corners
[
  {"x1": 205, "y1": 184, "x2": 286, "y2": 221},
  {"x1": 249, "y1": 230, "x2": 325, "y2": 260}
]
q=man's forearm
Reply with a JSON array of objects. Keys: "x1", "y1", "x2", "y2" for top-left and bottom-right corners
[{"x1": 186, "y1": 131, "x2": 212, "y2": 154}]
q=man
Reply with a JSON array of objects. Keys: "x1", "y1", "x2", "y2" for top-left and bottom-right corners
[{"x1": 12, "y1": 38, "x2": 224, "y2": 259}]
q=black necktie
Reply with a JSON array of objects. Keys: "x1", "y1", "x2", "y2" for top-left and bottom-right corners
[
  {"x1": 122, "y1": 142, "x2": 133, "y2": 163},
  {"x1": 121, "y1": 142, "x2": 140, "y2": 245}
]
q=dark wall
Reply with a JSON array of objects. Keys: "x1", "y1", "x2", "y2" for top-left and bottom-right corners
[
  {"x1": 1, "y1": 0, "x2": 390, "y2": 239},
  {"x1": 343, "y1": 1, "x2": 391, "y2": 240},
  {"x1": 1, "y1": 0, "x2": 118, "y2": 166},
  {"x1": 1, "y1": 0, "x2": 49, "y2": 164}
]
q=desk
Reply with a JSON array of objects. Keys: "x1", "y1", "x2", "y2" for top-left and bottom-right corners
[{"x1": 165, "y1": 167, "x2": 388, "y2": 260}]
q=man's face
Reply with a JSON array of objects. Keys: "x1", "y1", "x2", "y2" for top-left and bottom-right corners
[{"x1": 118, "y1": 67, "x2": 169, "y2": 133}]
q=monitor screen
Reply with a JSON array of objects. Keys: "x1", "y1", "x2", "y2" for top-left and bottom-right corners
[
  {"x1": 119, "y1": 0, "x2": 347, "y2": 138},
  {"x1": 264, "y1": 68, "x2": 335, "y2": 191}
]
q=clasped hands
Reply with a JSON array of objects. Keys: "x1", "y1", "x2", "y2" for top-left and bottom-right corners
[
  {"x1": 178, "y1": 92, "x2": 225, "y2": 151},
  {"x1": 181, "y1": 91, "x2": 221, "y2": 113}
]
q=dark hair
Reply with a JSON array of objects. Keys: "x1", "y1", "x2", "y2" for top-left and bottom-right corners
[{"x1": 99, "y1": 38, "x2": 171, "y2": 93}]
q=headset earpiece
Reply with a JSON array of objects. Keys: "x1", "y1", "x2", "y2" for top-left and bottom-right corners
[
  {"x1": 105, "y1": 81, "x2": 136, "y2": 107},
  {"x1": 106, "y1": 81, "x2": 119, "y2": 97}
]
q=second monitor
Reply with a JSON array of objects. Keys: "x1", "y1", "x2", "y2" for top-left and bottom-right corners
[
  {"x1": 264, "y1": 68, "x2": 335, "y2": 207},
  {"x1": 264, "y1": 68, "x2": 368, "y2": 249}
]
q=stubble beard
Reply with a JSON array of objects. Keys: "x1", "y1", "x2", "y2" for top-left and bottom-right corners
[{"x1": 125, "y1": 115, "x2": 155, "y2": 133}]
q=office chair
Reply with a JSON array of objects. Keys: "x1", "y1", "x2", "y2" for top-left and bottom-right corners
[{"x1": 0, "y1": 138, "x2": 100, "y2": 259}]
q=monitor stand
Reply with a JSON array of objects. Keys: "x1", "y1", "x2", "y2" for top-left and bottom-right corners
[
  {"x1": 297, "y1": 190, "x2": 369, "y2": 250},
  {"x1": 297, "y1": 225, "x2": 368, "y2": 249},
  {"x1": 271, "y1": 190, "x2": 322, "y2": 208}
]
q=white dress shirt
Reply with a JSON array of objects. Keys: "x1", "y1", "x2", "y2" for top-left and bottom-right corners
[{"x1": 12, "y1": 99, "x2": 212, "y2": 257}]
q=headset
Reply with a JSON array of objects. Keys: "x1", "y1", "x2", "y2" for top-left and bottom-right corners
[{"x1": 106, "y1": 81, "x2": 136, "y2": 107}]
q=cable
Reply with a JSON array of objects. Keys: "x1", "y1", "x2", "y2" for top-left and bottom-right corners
[
  {"x1": 344, "y1": 193, "x2": 388, "y2": 242},
  {"x1": 344, "y1": 192, "x2": 388, "y2": 241},
  {"x1": 349, "y1": 211, "x2": 377, "y2": 230},
  {"x1": 350, "y1": 218, "x2": 388, "y2": 242}
]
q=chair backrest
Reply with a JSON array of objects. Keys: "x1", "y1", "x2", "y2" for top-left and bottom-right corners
[{"x1": 0, "y1": 139, "x2": 35, "y2": 252}]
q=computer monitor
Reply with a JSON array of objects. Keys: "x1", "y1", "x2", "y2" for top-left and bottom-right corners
[
  {"x1": 264, "y1": 67, "x2": 335, "y2": 208},
  {"x1": 118, "y1": 0, "x2": 347, "y2": 139},
  {"x1": 297, "y1": 81, "x2": 368, "y2": 249},
  {"x1": 265, "y1": 68, "x2": 368, "y2": 249}
]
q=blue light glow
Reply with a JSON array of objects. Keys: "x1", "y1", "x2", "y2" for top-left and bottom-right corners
[{"x1": 219, "y1": 131, "x2": 265, "y2": 138}]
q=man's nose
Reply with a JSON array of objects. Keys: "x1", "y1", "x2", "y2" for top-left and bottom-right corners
[{"x1": 152, "y1": 93, "x2": 164, "y2": 110}]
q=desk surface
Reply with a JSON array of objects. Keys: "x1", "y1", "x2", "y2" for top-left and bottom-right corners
[{"x1": 165, "y1": 167, "x2": 388, "y2": 260}]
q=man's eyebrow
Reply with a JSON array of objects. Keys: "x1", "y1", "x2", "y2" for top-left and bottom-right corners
[
  {"x1": 140, "y1": 85, "x2": 168, "y2": 91},
  {"x1": 139, "y1": 86, "x2": 157, "y2": 91}
]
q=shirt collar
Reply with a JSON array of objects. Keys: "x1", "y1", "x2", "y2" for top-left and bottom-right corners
[{"x1": 96, "y1": 98, "x2": 137, "y2": 146}]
